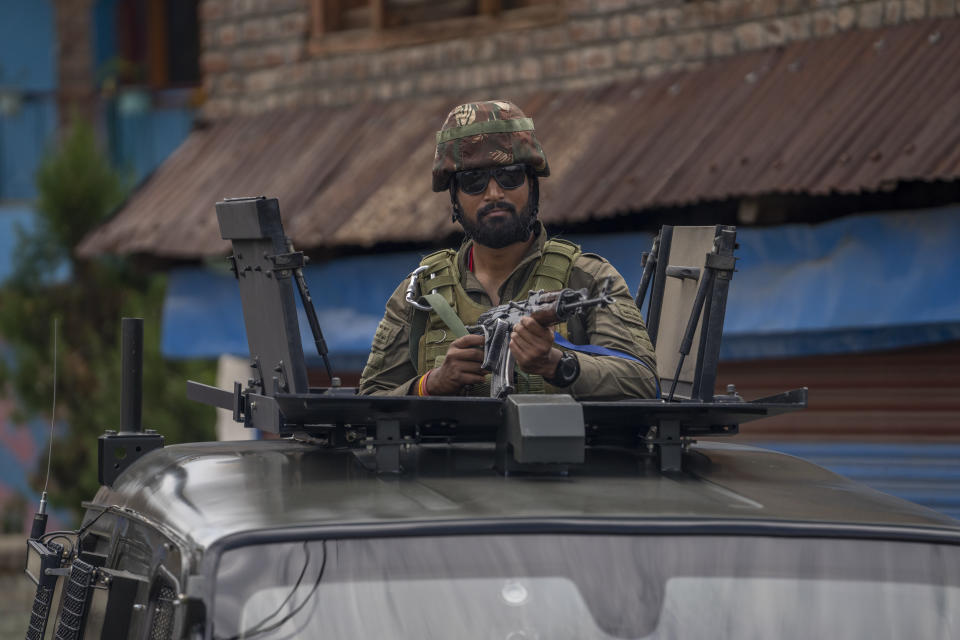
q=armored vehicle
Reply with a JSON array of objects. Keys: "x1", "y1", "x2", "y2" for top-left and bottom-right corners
[{"x1": 22, "y1": 198, "x2": 960, "y2": 639}]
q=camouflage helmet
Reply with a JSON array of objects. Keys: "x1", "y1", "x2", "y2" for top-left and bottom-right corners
[{"x1": 432, "y1": 100, "x2": 550, "y2": 192}]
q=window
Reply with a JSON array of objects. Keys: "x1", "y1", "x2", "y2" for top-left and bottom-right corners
[
  {"x1": 213, "y1": 534, "x2": 960, "y2": 640},
  {"x1": 98, "y1": 0, "x2": 200, "y2": 89}
]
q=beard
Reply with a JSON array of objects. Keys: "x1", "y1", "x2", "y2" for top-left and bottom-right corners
[{"x1": 460, "y1": 200, "x2": 536, "y2": 249}]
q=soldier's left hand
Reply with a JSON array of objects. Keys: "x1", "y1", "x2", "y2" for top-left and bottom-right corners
[{"x1": 511, "y1": 316, "x2": 562, "y2": 378}]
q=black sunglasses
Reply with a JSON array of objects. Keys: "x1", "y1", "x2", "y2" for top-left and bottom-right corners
[{"x1": 456, "y1": 164, "x2": 527, "y2": 196}]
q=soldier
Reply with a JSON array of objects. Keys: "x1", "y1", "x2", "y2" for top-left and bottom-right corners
[{"x1": 359, "y1": 100, "x2": 657, "y2": 399}]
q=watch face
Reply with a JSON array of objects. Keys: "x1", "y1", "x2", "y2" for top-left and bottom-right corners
[{"x1": 552, "y1": 353, "x2": 579, "y2": 387}]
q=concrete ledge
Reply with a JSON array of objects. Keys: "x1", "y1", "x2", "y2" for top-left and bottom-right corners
[{"x1": 0, "y1": 534, "x2": 26, "y2": 574}]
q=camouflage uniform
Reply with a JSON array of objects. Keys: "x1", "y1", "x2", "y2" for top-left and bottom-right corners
[
  {"x1": 359, "y1": 100, "x2": 657, "y2": 399},
  {"x1": 359, "y1": 225, "x2": 658, "y2": 399}
]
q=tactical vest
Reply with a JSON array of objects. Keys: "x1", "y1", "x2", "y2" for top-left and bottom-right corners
[{"x1": 411, "y1": 239, "x2": 581, "y2": 396}]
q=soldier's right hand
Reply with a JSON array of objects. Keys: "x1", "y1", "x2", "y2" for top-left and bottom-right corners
[{"x1": 426, "y1": 334, "x2": 486, "y2": 395}]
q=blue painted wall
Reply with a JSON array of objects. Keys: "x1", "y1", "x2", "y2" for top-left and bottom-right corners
[
  {"x1": 0, "y1": 0, "x2": 57, "y2": 91},
  {"x1": 0, "y1": 0, "x2": 58, "y2": 201},
  {"x1": 0, "y1": 100, "x2": 57, "y2": 199},
  {"x1": 111, "y1": 105, "x2": 195, "y2": 184}
]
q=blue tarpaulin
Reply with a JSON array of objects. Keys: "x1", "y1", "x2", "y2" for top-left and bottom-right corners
[
  {"x1": 722, "y1": 206, "x2": 960, "y2": 359},
  {"x1": 162, "y1": 206, "x2": 960, "y2": 366}
]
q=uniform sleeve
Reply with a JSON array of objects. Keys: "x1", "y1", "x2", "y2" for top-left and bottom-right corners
[
  {"x1": 565, "y1": 255, "x2": 658, "y2": 400},
  {"x1": 358, "y1": 280, "x2": 420, "y2": 396}
]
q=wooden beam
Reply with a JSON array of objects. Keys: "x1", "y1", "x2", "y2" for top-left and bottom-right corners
[
  {"x1": 370, "y1": 0, "x2": 386, "y2": 30},
  {"x1": 310, "y1": 0, "x2": 342, "y2": 34},
  {"x1": 147, "y1": 0, "x2": 168, "y2": 87}
]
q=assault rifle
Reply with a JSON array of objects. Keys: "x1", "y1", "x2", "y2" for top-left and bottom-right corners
[{"x1": 469, "y1": 279, "x2": 614, "y2": 398}]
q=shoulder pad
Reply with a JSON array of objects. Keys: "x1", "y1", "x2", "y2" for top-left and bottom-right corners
[
  {"x1": 543, "y1": 237, "x2": 581, "y2": 256},
  {"x1": 579, "y1": 252, "x2": 610, "y2": 263},
  {"x1": 572, "y1": 252, "x2": 616, "y2": 280},
  {"x1": 420, "y1": 248, "x2": 457, "y2": 267},
  {"x1": 419, "y1": 249, "x2": 458, "y2": 277}
]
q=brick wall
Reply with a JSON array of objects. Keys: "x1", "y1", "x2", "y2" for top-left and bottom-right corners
[{"x1": 199, "y1": 0, "x2": 960, "y2": 117}]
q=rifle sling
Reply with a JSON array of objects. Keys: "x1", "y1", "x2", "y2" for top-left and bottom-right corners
[
  {"x1": 424, "y1": 293, "x2": 470, "y2": 338},
  {"x1": 409, "y1": 293, "x2": 470, "y2": 368}
]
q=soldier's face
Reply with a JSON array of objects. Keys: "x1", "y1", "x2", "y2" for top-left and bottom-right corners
[{"x1": 457, "y1": 174, "x2": 534, "y2": 249}]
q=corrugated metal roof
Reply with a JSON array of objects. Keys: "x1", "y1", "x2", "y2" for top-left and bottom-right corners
[{"x1": 78, "y1": 18, "x2": 960, "y2": 258}]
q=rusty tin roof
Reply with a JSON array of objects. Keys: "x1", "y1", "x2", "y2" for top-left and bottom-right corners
[{"x1": 78, "y1": 18, "x2": 960, "y2": 259}]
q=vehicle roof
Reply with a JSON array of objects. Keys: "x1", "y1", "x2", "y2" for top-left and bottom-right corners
[{"x1": 91, "y1": 439, "x2": 960, "y2": 551}]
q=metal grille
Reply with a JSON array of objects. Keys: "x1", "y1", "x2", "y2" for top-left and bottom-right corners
[
  {"x1": 149, "y1": 585, "x2": 176, "y2": 640},
  {"x1": 25, "y1": 586, "x2": 53, "y2": 640},
  {"x1": 54, "y1": 558, "x2": 95, "y2": 640},
  {"x1": 25, "y1": 541, "x2": 64, "y2": 640}
]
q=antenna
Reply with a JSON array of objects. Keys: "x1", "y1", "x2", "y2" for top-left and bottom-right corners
[{"x1": 30, "y1": 318, "x2": 57, "y2": 540}]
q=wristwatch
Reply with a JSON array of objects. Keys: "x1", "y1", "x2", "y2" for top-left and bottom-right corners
[{"x1": 545, "y1": 351, "x2": 580, "y2": 388}]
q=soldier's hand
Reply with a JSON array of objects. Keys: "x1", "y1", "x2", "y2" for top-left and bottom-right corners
[
  {"x1": 426, "y1": 334, "x2": 486, "y2": 395},
  {"x1": 511, "y1": 316, "x2": 562, "y2": 378}
]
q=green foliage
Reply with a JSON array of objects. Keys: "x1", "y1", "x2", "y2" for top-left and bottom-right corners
[
  {"x1": 0, "y1": 121, "x2": 216, "y2": 524},
  {"x1": 27, "y1": 121, "x2": 128, "y2": 280}
]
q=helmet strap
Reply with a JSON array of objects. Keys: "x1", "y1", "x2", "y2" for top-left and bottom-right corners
[
  {"x1": 449, "y1": 181, "x2": 464, "y2": 223},
  {"x1": 526, "y1": 171, "x2": 540, "y2": 232}
]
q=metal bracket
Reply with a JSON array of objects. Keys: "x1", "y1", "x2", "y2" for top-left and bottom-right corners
[
  {"x1": 374, "y1": 419, "x2": 402, "y2": 473},
  {"x1": 665, "y1": 265, "x2": 701, "y2": 280},
  {"x1": 97, "y1": 431, "x2": 164, "y2": 487},
  {"x1": 705, "y1": 252, "x2": 736, "y2": 273},
  {"x1": 232, "y1": 382, "x2": 243, "y2": 421},
  {"x1": 245, "y1": 393, "x2": 283, "y2": 433},
  {"x1": 249, "y1": 356, "x2": 264, "y2": 393},
  {"x1": 642, "y1": 421, "x2": 689, "y2": 472},
  {"x1": 267, "y1": 250, "x2": 306, "y2": 279},
  {"x1": 272, "y1": 360, "x2": 289, "y2": 393},
  {"x1": 226, "y1": 254, "x2": 239, "y2": 278},
  {"x1": 656, "y1": 420, "x2": 682, "y2": 472}
]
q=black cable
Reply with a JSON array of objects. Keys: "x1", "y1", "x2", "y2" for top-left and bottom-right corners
[
  {"x1": 41, "y1": 534, "x2": 75, "y2": 557},
  {"x1": 241, "y1": 542, "x2": 311, "y2": 636},
  {"x1": 40, "y1": 529, "x2": 77, "y2": 540},
  {"x1": 38, "y1": 506, "x2": 113, "y2": 553},
  {"x1": 75, "y1": 506, "x2": 112, "y2": 537},
  {"x1": 219, "y1": 540, "x2": 328, "y2": 640}
]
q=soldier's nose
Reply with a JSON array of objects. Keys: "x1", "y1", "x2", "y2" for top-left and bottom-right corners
[{"x1": 484, "y1": 177, "x2": 504, "y2": 198}]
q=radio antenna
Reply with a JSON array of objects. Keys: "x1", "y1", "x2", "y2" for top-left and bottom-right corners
[{"x1": 30, "y1": 318, "x2": 57, "y2": 539}]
